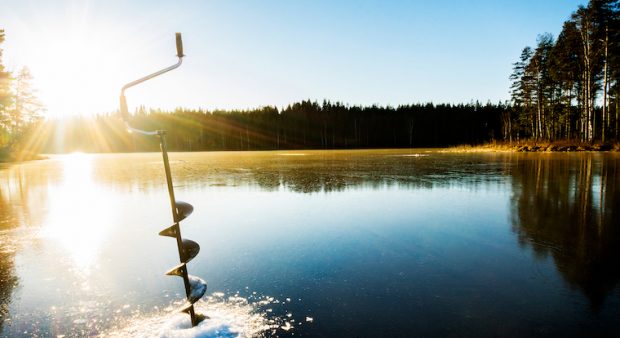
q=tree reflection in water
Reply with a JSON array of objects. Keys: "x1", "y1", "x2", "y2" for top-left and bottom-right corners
[
  {"x1": 0, "y1": 241, "x2": 17, "y2": 333},
  {"x1": 0, "y1": 167, "x2": 20, "y2": 332},
  {"x1": 0, "y1": 161, "x2": 53, "y2": 333},
  {"x1": 511, "y1": 155, "x2": 620, "y2": 311}
]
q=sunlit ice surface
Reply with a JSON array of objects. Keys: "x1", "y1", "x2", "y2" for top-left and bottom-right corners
[
  {"x1": 1, "y1": 150, "x2": 619, "y2": 336},
  {"x1": 0, "y1": 153, "x2": 129, "y2": 335},
  {"x1": 0, "y1": 152, "x2": 303, "y2": 337}
]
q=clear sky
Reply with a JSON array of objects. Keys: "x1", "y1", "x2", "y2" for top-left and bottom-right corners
[{"x1": 2, "y1": 0, "x2": 587, "y2": 118}]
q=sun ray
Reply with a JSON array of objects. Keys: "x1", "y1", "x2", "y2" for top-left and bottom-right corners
[
  {"x1": 84, "y1": 118, "x2": 113, "y2": 153},
  {"x1": 14, "y1": 121, "x2": 52, "y2": 161}
]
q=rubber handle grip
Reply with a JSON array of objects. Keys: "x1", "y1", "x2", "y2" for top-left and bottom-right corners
[{"x1": 176, "y1": 33, "x2": 184, "y2": 57}]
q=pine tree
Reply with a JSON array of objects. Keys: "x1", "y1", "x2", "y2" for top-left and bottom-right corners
[
  {"x1": 572, "y1": 4, "x2": 603, "y2": 141},
  {"x1": 510, "y1": 46, "x2": 534, "y2": 139},
  {"x1": 550, "y1": 21, "x2": 581, "y2": 139},
  {"x1": 0, "y1": 29, "x2": 13, "y2": 146},
  {"x1": 13, "y1": 67, "x2": 43, "y2": 132},
  {"x1": 528, "y1": 34, "x2": 555, "y2": 139}
]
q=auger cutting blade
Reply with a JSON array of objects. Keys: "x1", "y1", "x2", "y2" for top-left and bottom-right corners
[
  {"x1": 178, "y1": 302, "x2": 194, "y2": 314},
  {"x1": 165, "y1": 263, "x2": 187, "y2": 277},
  {"x1": 178, "y1": 302, "x2": 206, "y2": 326},
  {"x1": 159, "y1": 223, "x2": 180, "y2": 237},
  {"x1": 181, "y1": 239, "x2": 200, "y2": 263},
  {"x1": 188, "y1": 275, "x2": 208, "y2": 303},
  {"x1": 176, "y1": 201, "x2": 194, "y2": 221}
]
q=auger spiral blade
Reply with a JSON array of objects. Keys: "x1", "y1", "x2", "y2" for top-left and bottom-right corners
[
  {"x1": 165, "y1": 263, "x2": 187, "y2": 277},
  {"x1": 179, "y1": 302, "x2": 194, "y2": 314},
  {"x1": 188, "y1": 275, "x2": 208, "y2": 303},
  {"x1": 181, "y1": 239, "x2": 200, "y2": 263},
  {"x1": 176, "y1": 201, "x2": 194, "y2": 221},
  {"x1": 159, "y1": 223, "x2": 180, "y2": 237},
  {"x1": 178, "y1": 303, "x2": 207, "y2": 326}
]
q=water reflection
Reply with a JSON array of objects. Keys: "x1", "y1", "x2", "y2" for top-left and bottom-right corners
[
  {"x1": 0, "y1": 235, "x2": 17, "y2": 332},
  {"x1": 0, "y1": 154, "x2": 124, "y2": 335},
  {"x1": 0, "y1": 164, "x2": 23, "y2": 332},
  {"x1": 511, "y1": 154, "x2": 620, "y2": 311},
  {"x1": 90, "y1": 150, "x2": 512, "y2": 193},
  {"x1": 42, "y1": 153, "x2": 118, "y2": 272}
]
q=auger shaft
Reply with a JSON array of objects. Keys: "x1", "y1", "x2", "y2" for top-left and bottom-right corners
[
  {"x1": 159, "y1": 131, "x2": 198, "y2": 326},
  {"x1": 159, "y1": 132, "x2": 178, "y2": 223}
]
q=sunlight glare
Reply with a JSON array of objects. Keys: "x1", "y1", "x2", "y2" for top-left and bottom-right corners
[
  {"x1": 20, "y1": 17, "x2": 143, "y2": 118},
  {"x1": 35, "y1": 30, "x2": 121, "y2": 117},
  {"x1": 42, "y1": 153, "x2": 118, "y2": 273}
]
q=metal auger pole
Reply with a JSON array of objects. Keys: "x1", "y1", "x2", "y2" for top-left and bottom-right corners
[
  {"x1": 119, "y1": 33, "x2": 207, "y2": 327},
  {"x1": 158, "y1": 130, "x2": 199, "y2": 326}
]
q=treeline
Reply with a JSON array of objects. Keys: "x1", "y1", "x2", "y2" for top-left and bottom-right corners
[
  {"x1": 39, "y1": 101, "x2": 505, "y2": 153},
  {"x1": 0, "y1": 29, "x2": 43, "y2": 159},
  {"x1": 507, "y1": 0, "x2": 620, "y2": 142}
]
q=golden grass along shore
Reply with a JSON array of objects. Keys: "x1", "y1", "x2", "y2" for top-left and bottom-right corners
[{"x1": 447, "y1": 140, "x2": 620, "y2": 153}]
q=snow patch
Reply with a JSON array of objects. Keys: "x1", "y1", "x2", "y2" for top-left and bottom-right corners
[{"x1": 101, "y1": 293, "x2": 297, "y2": 338}]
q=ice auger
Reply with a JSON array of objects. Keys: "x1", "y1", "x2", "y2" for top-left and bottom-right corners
[{"x1": 119, "y1": 33, "x2": 206, "y2": 327}]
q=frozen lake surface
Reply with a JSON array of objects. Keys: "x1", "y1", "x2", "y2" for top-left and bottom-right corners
[{"x1": 1, "y1": 149, "x2": 619, "y2": 337}]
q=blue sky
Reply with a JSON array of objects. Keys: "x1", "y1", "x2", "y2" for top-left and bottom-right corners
[{"x1": 2, "y1": 0, "x2": 587, "y2": 117}]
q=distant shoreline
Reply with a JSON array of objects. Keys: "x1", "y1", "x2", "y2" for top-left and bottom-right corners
[
  {"x1": 0, "y1": 151, "x2": 47, "y2": 163},
  {"x1": 2, "y1": 143, "x2": 620, "y2": 163},
  {"x1": 448, "y1": 141, "x2": 620, "y2": 153}
]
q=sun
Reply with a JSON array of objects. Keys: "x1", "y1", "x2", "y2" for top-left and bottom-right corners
[
  {"x1": 4, "y1": 0, "x2": 188, "y2": 120},
  {"x1": 26, "y1": 25, "x2": 129, "y2": 118},
  {"x1": 13, "y1": 13, "x2": 170, "y2": 120}
]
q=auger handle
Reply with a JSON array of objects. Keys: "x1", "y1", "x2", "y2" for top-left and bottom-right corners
[
  {"x1": 120, "y1": 33, "x2": 184, "y2": 135},
  {"x1": 176, "y1": 33, "x2": 184, "y2": 58}
]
